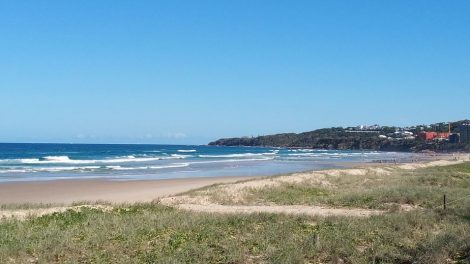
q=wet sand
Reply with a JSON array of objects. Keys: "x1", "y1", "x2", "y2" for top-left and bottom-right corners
[
  {"x1": 0, "y1": 176, "x2": 254, "y2": 205},
  {"x1": 1, "y1": 153, "x2": 467, "y2": 205}
]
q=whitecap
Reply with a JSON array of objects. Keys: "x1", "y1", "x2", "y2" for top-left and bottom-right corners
[
  {"x1": 0, "y1": 166, "x2": 101, "y2": 173},
  {"x1": 189, "y1": 157, "x2": 274, "y2": 165},
  {"x1": 198, "y1": 153, "x2": 265, "y2": 158},
  {"x1": 102, "y1": 157, "x2": 164, "y2": 163},
  {"x1": 22, "y1": 156, "x2": 92, "y2": 164},
  {"x1": 149, "y1": 163, "x2": 190, "y2": 169},
  {"x1": 105, "y1": 163, "x2": 190, "y2": 171},
  {"x1": 170, "y1": 154, "x2": 192, "y2": 159}
]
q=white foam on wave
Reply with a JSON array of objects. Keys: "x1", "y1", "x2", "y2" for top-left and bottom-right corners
[
  {"x1": 297, "y1": 149, "x2": 316, "y2": 152},
  {"x1": 102, "y1": 154, "x2": 192, "y2": 163},
  {"x1": 177, "y1": 149, "x2": 197, "y2": 153},
  {"x1": 189, "y1": 157, "x2": 274, "y2": 165},
  {"x1": 0, "y1": 169, "x2": 29, "y2": 173},
  {"x1": 0, "y1": 166, "x2": 101, "y2": 173},
  {"x1": 43, "y1": 156, "x2": 72, "y2": 162},
  {"x1": 36, "y1": 166, "x2": 101, "y2": 172},
  {"x1": 0, "y1": 156, "x2": 273, "y2": 174},
  {"x1": 288, "y1": 149, "x2": 333, "y2": 153},
  {"x1": 287, "y1": 153, "x2": 323, "y2": 157},
  {"x1": 149, "y1": 163, "x2": 190, "y2": 169},
  {"x1": 262, "y1": 151, "x2": 279, "y2": 156},
  {"x1": 0, "y1": 158, "x2": 41, "y2": 164},
  {"x1": 0, "y1": 162, "x2": 193, "y2": 174},
  {"x1": 18, "y1": 156, "x2": 139, "y2": 164},
  {"x1": 19, "y1": 158, "x2": 41, "y2": 163},
  {"x1": 102, "y1": 157, "x2": 165, "y2": 163},
  {"x1": 0, "y1": 153, "x2": 192, "y2": 166},
  {"x1": 21, "y1": 156, "x2": 91, "y2": 164},
  {"x1": 199, "y1": 153, "x2": 269, "y2": 158},
  {"x1": 170, "y1": 154, "x2": 193, "y2": 159},
  {"x1": 105, "y1": 163, "x2": 190, "y2": 171}
]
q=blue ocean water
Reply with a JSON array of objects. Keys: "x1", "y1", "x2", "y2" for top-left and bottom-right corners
[{"x1": 0, "y1": 143, "x2": 415, "y2": 182}]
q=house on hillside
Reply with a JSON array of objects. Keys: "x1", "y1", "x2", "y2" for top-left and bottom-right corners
[{"x1": 419, "y1": 132, "x2": 437, "y2": 141}]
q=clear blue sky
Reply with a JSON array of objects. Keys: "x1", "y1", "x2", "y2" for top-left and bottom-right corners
[{"x1": 1, "y1": 1, "x2": 469, "y2": 144}]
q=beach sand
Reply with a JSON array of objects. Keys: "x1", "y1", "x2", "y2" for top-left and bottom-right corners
[
  {"x1": 1, "y1": 154, "x2": 468, "y2": 219},
  {"x1": 1, "y1": 153, "x2": 467, "y2": 206},
  {"x1": 0, "y1": 176, "x2": 253, "y2": 205}
]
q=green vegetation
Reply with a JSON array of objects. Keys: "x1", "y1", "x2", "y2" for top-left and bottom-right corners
[
  {"x1": 208, "y1": 120, "x2": 470, "y2": 152},
  {"x1": 239, "y1": 163, "x2": 470, "y2": 210},
  {"x1": 1, "y1": 163, "x2": 470, "y2": 263},
  {"x1": 1, "y1": 205, "x2": 470, "y2": 263},
  {"x1": 247, "y1": 184, "x2": 330, "y2": 205}
]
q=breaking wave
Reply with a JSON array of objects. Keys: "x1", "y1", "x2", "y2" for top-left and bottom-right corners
[
  {"x1": 0, "y1": 154, "x2": 192, "y2": 165},
  {"x1": 198, "y1": 153, "x2": 275, "y2": 158}
]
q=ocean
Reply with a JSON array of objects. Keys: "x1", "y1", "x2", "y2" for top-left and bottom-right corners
[{"x1": 0, "y1": 143, "x2": 415, "y2": 182}]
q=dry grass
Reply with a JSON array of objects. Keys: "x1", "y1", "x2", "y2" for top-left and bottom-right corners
[
  {"x1": 171, "y1": 159, "x2": 470, "y2": 212},
  {"x1": 1, "y1": 160, "x2": 470, "y2": 263}
]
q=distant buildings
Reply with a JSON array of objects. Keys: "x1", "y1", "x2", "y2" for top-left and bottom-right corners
[
  {"x1": 419, "y1": 132, "x2": 450, "y2": 141},
  {"x1": 437, "y1": 133, "x2": 450, "y2": 139},
  {"x1": 354, "y1": 124, "x2": 381, "y2": 131},
  {"x1": 419, "y1": 132, "x2": 437, "y2": 141},
  {"x1": 461, "y1": 123, "x2": 470, "y2": 143},
  {"x1": 379, "y1": 130, "x2": 416, "y2": 140},
  {"x1": 347, "y1": 122, "x2": 470, "y2": 144},
  {"x1": 417, "y1": 123, "x2": 470, "y2": 143}
]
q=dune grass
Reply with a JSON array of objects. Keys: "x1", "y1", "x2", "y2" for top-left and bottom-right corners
[
  {"x1": 1, "y1": 162, "x2": 470, "y2": 263},
  {"x1": 241, "y1": 163, "x2": 470, "y2": 210},
  {"x1": 1, "y1": 204, "x2": 470, "y2": 263}
]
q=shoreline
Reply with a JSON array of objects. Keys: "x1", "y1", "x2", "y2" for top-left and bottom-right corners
[{"x1": 1, "y1": 153, "x2": 466, "y2": 205}]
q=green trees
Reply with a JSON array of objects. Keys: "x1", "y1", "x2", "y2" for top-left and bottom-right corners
[{"x1": 209, "y1": 121, "x2": 470, "y2": 152}]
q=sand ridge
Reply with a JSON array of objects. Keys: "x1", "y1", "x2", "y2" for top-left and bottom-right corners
[
  {"x1": 174, "y1": 203, "x2": 383, "y2": 217},
  {"x1": 159, "y1": 156, "x2": 470, "y2": 217}
]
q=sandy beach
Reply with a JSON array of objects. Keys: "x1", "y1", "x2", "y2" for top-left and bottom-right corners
[
  {"x1": 0, "y1": 176, "x2": 254, "y2": 205},
  {"x1": 1, "y1": 153, "x2": 466, "y2": 205}
]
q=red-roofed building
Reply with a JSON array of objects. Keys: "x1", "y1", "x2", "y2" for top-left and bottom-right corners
[
  {"x1": 419, "y1": 132, "x2": 437, "y2": 141},
  {"x1": 419, "y1": 132, "x2": 450, "y2": 141},
  {"x1": 436, "y1": 133, "x2": 450, "y2": 139}
]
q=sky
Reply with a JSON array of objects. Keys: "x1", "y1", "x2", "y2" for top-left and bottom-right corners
[{"x1": 1, "y1": 1, "x2": 469, "y2": 144}]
